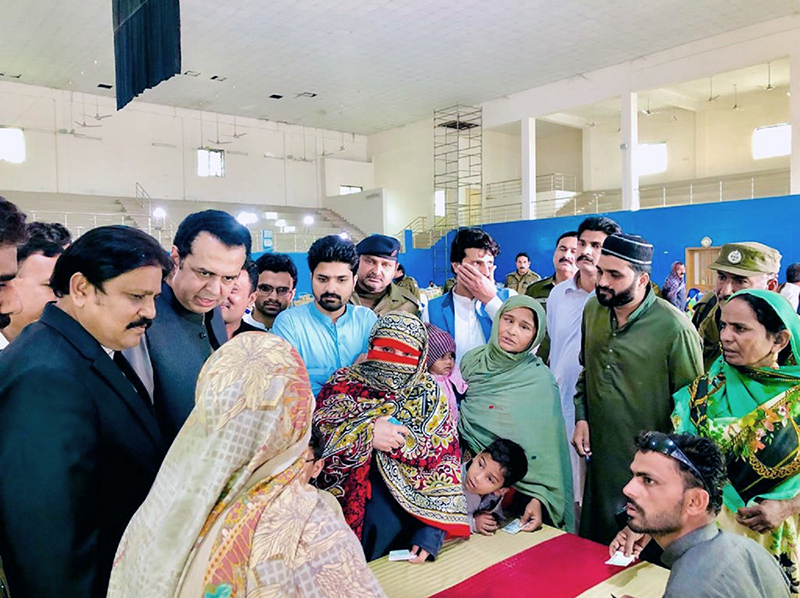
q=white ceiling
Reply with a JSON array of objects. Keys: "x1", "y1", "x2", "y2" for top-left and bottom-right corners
[{"x1": 0, "y1": 0, "x2": 796, "y2": 135}]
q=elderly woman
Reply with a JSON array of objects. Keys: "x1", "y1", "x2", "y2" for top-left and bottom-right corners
[
  {"x1": 314, "y1": 312, "x2": 469, "y2": 563},
  {"x1": 670, "y1": 289, "x2": 800, "y2": 593},
  {"x1": 459, "y1": 295, "x2": 574, "y2": 532},
  {"x1": 107, "y1": 334, "x2": 384, "y2": 598}
]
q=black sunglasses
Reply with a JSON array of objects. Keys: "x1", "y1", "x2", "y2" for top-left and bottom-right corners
[{"x1": 642, "y1": 431, "x2": 708, "y2": 492}]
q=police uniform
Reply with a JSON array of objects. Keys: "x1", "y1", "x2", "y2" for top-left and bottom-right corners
[
  {"x1": 504, "y1": 270, "x2": 540, "y2": 294},
  {"x1": 351, "y1": 234, "x2": 421, "y2": 317}
]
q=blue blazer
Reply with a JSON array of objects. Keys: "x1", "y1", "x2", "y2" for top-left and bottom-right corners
[{"x1": 427, "y1": 288, "x2": 513, "y2": 341}]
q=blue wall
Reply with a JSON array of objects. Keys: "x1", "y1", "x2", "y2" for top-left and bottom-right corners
[{"x1": 399, "y1": 195, "x2": 800, "y2": 287}]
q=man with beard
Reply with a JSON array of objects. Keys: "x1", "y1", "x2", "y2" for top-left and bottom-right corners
[
  {"x1": 351, "y1": 234, "x2": 420, "y2": 316},
  {"x1": 0, "y1": 226, "x2": 170, "y2": 598},
  {"x1": 273, "y1": 234, "x2": 377, "y2": 395},
  {"x1": 610, "y1": 432, "x2": 788, "y2": 598},
  {"x1": 547, "y1": 218, "x2": 619, "y2": 514},
  {"x1": 245, "y1": 252, "x2": 297, "y2": 331},
  {"x1": 572, "y1": 233, "x2": 702, "y2": 545},
  {"x1": 692, "y1": 242, "x2": 781, "y2": 370}
]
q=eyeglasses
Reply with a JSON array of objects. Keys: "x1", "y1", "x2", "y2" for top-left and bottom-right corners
[
  {"x1": 641, "y1": 431, "x2": 708, "y2": 491},
  {"x1": 257, "y1": 284, "x2": 292, "y2": 297}
]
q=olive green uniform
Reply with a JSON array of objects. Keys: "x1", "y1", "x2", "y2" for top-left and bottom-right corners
[
  {"x1": 350, "y1": 282, "x2": 421, "y2": 317},
  {"x1": 526, "y1": 275, "x2": 558, "y2": 362},
  {"x1": 504, "y1": 270, "x2": 541, "y2": 294}
]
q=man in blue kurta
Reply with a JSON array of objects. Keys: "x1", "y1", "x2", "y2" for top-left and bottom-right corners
[{"x1": 273, "y1": 234, "x2": 377, "y2": 395}]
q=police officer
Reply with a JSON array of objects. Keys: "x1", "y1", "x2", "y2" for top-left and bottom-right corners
[{"x1": 351, "y1": 234, "x2": 420, "y2": 316}]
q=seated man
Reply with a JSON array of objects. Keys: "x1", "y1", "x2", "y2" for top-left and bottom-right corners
[{"x1": 611, "y1": 432, "x2": 790, "y2": 598}]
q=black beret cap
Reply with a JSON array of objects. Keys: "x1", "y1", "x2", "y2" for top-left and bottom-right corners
[{"x1": 356, "y1": 234, "x2": 401, "y2": 260}]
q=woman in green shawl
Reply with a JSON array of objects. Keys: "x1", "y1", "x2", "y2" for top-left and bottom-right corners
[
  {"x1": 458, "y1": 295, "x2": 574, "y2": 532},
  {"x1": 672, "y1": 289, "x2": 800, "y2": 594}
]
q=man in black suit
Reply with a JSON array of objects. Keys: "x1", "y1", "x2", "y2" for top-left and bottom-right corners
[
  {"x1": 125, "y1": 210, "x2": 250, "y2": 444},
  {"x1": 0, "y1": 225, "x2": 171, "y2": 598}
]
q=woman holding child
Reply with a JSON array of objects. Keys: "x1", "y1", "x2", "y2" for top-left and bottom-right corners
[
  {"x1": 459, "y1": 295, "x2": 575, "y2": 532},
  {"x1": 314, "y1": 312, "x2": 470, "y2": 563}
]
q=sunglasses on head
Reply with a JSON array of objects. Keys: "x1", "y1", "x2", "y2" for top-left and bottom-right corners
[{"x1": 641, "y1": 431, "x2": 708, "y2": 492}]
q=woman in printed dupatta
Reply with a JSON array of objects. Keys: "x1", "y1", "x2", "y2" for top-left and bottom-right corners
[
  {"x1": 107, "y1": 333, "x2": 385, "y2": 598},
  {"x1": 459, "y1": 295, "x2": 574, "y2": 533},
  {"x1": 670, "y1": 289, "x2": 800, "y2": 594},
  {"x1": 314, "y1": 312, "x2": 469, "y2": 563}
]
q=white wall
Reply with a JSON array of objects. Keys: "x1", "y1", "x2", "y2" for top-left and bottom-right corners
[
  {"x1": 0, "y1": 81, "x2": 371, "y2": 209},
  {"x1": 322, "y1": 157, "x2": 374, "y2": 197},
  {"x1": 537, "y1": 127, "x2": 583, "y2": 190},
  {"x1": 323, "y1": 187, "x2": 387, "y2": 235}
]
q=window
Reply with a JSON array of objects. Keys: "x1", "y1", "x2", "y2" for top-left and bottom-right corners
[
  {"x1": 0, "y1": 128, "x2": 25, "y2": 164},
  {"x1": 197, "y1": 148, "x2": 225, "y2": 177},
  {"x1": 753, "y1": 123, "x2": 790, "y2": 160},
  {"x1": 339, "y1": 185, "x2": 362, "y2": 195},
  {"x1": 434, "y1": 190, "x2": 446, "y2": 217},
  {"x1": 637, "y1": 142, "x2": 667, "y2": 176}
]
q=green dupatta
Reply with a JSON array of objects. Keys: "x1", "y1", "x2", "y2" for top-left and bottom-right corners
[{"x1": 458, "y1": 295, "x2": 574, "y2": 531}]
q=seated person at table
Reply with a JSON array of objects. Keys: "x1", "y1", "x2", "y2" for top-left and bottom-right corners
[
  {"x1": 425, "y1": 322, "x2": 467, "y2": 424},
  {"x1": 610, "y1": 432, "x2": 790, "y2": 598},
  {"x1": 464, "y1": 438, "x2": 528, "y2": 535},
  {"x1": 459, "y1": 295, "x2": 574, "y2": 533},
  {"x1": 314, "y1": 312, "x2": 469, "y2": 563}
]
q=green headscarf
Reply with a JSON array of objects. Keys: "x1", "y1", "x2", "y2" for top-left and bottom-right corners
[{"x1": 458, "y1": 295, "x2": 574, "y2": 531}]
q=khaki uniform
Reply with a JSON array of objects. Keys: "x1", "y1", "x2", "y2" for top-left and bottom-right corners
[
  {"x1": 695, "y1": 299, "x2": 722, "y2": 371},
  {"x1": 394, "y1": 275, "x2": 420, "y2": 299},
  {"x1": 351, "y1": 282, "x2": 421, "y2": 317},
  {"x1": 525, "y1": 275, "x2": 557, "y2": 362},
  {"x1": 504, "y1": 270, "x2": 541, "y2": 294}
]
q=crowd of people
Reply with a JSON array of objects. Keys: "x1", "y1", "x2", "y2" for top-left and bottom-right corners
[{"x1": 0, "y1": 194, "x2": 797, "y2": 597}]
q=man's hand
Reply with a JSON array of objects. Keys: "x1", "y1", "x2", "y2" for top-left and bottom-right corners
[
  {"x1": 572, "y1": 420, "x2": 591, "y2": 457},
  {"x1": 456, "y1": 263, "x2": 497, "y2": 305},
  {"x1": 408, "y1": 544, "x2": 430, "y2": 564},
  {"x1": 519, "y1": 497, "x2": 543, "y2": 532},
  {"x1": 372, "y1": 416, "x2": 409, "y2": 452},
  {"x1": 474, "y1": 512, "x2": 499, "y2": 536},
  {"x1": 609, "y1": 526, "x2": 650, "y2": 558},
  {"x1": 737, "y1": 499, "x2": 790, "y2": 534}
]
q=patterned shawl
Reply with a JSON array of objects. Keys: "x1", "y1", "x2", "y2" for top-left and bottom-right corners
[
  {"x1": 108, "y1": 333, "x2": 384, "y2": 598},
  {"x1": 314, "y1": 312, "x2": 469, "y2": 539}
]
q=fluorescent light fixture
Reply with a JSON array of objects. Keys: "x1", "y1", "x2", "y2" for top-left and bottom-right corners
[
  {"x1": 284, "y1": 225, "x2": 296, "y2": 233},
  {"x1": 303, "y1": 215, "x2": 314, "y2": 226},
  {"x1": 338, "y1": 232, "x2": 350, "y2": 240},
  {"x1": 152, "y1": 207, "x2": 167, "y2": 219},
  {"x1": 275, "y1": 219, "x2": 287, "y2": 227},
  {"x1": 236, "y1": 211, "x2": 258, "y2": 226},
  {"x1": 263, "y1": 211, "x2": 278, "y2": 220}
]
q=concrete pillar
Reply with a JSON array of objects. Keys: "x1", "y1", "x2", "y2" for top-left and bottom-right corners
[
  {"x1": 790, "y1": 51, "x2": 800, "y2": 195},
  {"x1": 521, "y1": 117, "x2": 537, "y2": 219},
  {"x1": 620, "y1": 92, "x2": 640, "y2": 211}
]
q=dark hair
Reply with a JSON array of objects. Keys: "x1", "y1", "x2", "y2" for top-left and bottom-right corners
[
  {"x1": 307, "y1": 235, "x2": 358, "y2": 275},
  {"x1": 309, "y1": 423, "x2": 325, "y2": 461},
  {"x1": 243, "y1": 259, "x2": 259, "y2": 294},
  {"x1": 27, "y1": 221, "x2": 72, "y2": 246},
  {"x1": 396, "y1": 263, "x2": 405, "y2": 275},
  {"x1": 577, "y1": 216, "x2": 621, "y2": 239},
  {"x1": 255, "y1": 252, "x2": 298, "y2": 288},
  {"x1": 787, "y1": 263, "x2": 800, "y2": 284},
  {"x1": 449, "y1": 227, "x2": 500, "y2": 265},
  {"x1": 173, "y1": 210, "x2": 251, "y2": 260},
  {"x1": 0, "y1": 198, "x2": 28, "y2": 247},
  {"x1": 730, "y1": 292, "x2": 786, "y2": 337},
  {"x1": 483, "y1": 438, "x2": 529, "y2": 488},
  {"x1": 634, "y1": 432, "x2": 725, "y2": 515},
  {"x1": 556, "y1": 231, "x2": 578, "y2": 247},
  {"x1": 17, "y1": 236, "x2": 64, "y2": 264},
  {"x1": 630, "y1": 262, "x2": 652, "y2": 275},
  {"x1": 51, "y1": 226, "x2": 171, "y2": 297},
  {"x1": 515, "y1": 252, "x2": 529, "y2": 261}
]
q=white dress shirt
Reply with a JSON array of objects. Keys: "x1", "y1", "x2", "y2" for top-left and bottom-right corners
[{"x1": 780, "y1": 283, "x2": 800, "y2": 312}]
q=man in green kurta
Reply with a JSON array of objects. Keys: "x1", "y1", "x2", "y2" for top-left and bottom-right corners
[
  {"x1": 692, "y1": 242, "x2": 781, "y2": 371},
  {"x1": 573, "y1": 233, "x2": 703, "y2": 545}
]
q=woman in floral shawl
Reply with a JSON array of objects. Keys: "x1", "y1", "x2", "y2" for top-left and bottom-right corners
[
  {"x1": 108, "y1": 333, "x2": 384, "y2": 598},
  {"x1": 672, "y1": 289, "x2": 800, "y2": 594},
  {"x1": 314, "y1": 312, "x2": 469, "y2": 563}
]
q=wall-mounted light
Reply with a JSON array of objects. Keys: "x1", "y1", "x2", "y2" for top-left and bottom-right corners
[{"x1": 236, "y1": 211, "x2": 258, "y2": 226}]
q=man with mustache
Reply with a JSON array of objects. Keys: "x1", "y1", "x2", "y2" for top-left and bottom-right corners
[
  {"x1": 547, "y1": 219, "x2": 618, "y2": 517},
  {"x1": 273, "y1": 234, "x2": 377, "y2": 395},
  {"x1": 609, "y1": 432, "x2": 789, "y2": 598},
  {"x1": 351, "y1": 234, "x2": 420, "y2": 316},
  {"x1": 503, "y1": 252, "x2": 540, "y2": 294},
  {"x1": 124, "y1": 210, "x2": 251, "y2": 444},
  {"x1": 572, "y1": 233, "x2": 702, "y2": 546},
  {"x1": 0, "y1": 226, "x2": 170, "y2": 598},
  {"x1": 245, "y1": 252, "x2": 297, "y2": 331},
  {"x1": 525, "y1": 231, "x2": 579, "y2": 307}
]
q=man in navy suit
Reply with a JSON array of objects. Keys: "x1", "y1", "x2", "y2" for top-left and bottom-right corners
[
  {"x1": 0, "y1": 225, "x2": 171, "y2": 598},
  {"x1": 425, "y1": 227, "x2": 513, "y2": 364}
]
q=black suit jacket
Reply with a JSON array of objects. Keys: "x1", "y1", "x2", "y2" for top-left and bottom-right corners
[{"x1": 0, "y1": 304, "x2": 166, "y2": 598}]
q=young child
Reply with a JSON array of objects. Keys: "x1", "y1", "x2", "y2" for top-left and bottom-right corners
[
  {"x1": 425, "y1": 323, "x2": 468, "y2": 424},
  {"x1": 463, "y1": 438, "x2": 528, "y2": 535}
]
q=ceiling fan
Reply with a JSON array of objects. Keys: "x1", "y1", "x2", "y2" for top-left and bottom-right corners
[
  {"x1": 229, "y1": 116, "x2": 247, "y2": 139},
  {"x1": 763, "y1": 63, "x2": 775, "y2": 92},
  {"x1": 87, "y1": 97, "x2": 113, "y2": 122},
  {"x1": 320, "y1": 131, "x2": 348, "y2": 156},
  {"x1": 706, "y1": 78, "x2": 720, "y2": 102},
  {"x1": 640, "y1": 96, "x2": 655, "y2": 116},
  {"x1": 732, "y1": 84, "x2": 743, "y2": 111},
  {"x1": 74, "y1": 94, "x2": 102, "y2": 128},
  {"x1": 207, "y1": 114, "x2": 232, "y2": 145}
]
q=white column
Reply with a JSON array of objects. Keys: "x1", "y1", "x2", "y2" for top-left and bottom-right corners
[
  {"x1": 620, "y1": 92, "x2": 640, "y2": 211},
  {"x1": 521, "y1": 117, "x2": 537, "y2": 220},
  {"x1": 790, "y1": 51, "x2": 800, "y2": 195}
]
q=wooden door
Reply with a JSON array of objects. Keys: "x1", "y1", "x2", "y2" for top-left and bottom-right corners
[{"x1": 685, "y1": 247, "x2": 721, "y2": 293}]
